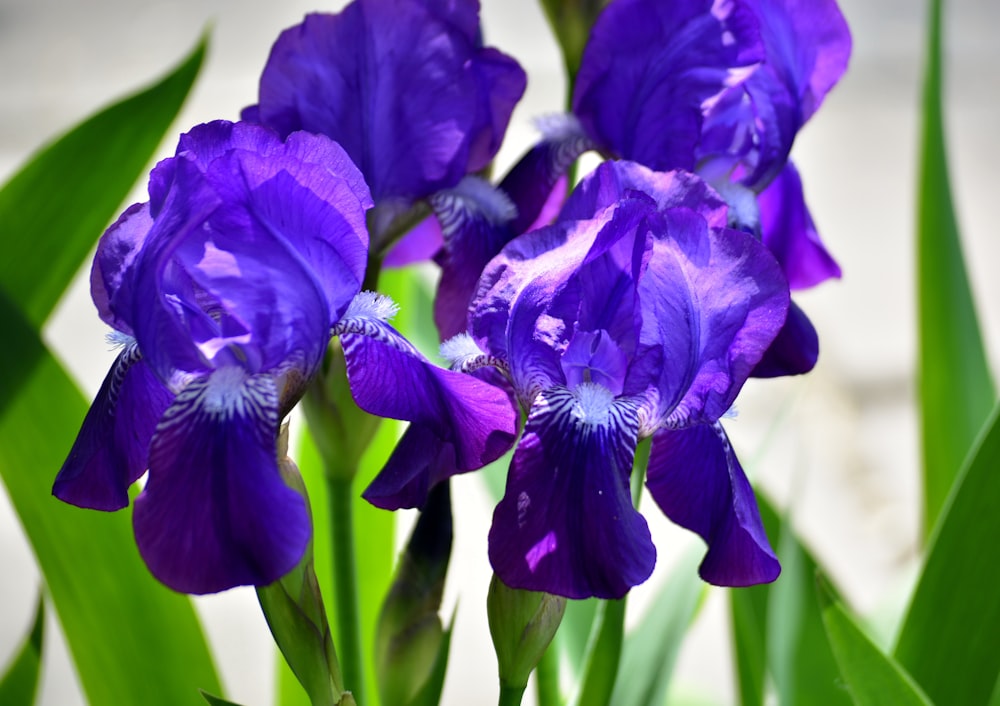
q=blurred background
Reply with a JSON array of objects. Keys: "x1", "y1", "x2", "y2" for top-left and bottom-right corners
[{"x1": 1, "y1": 0, "x2": 999, "y2": 703}]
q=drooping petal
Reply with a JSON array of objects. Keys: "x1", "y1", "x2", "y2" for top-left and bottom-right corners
[
  {"x1": 758, "y1": 161, "x2": 841, "y2": 290},
  {"x1": 53, "y1": 342, "x2": 173, "y2": 511},
  {"x1": 430, "y1": 177, "x2": 517, "y2": 340},
  {"x1": 255, "y1": 0, "x2": 526, "y2": 204},
  {"x1": 488, "y1": 385, "x2": 654, "y2": 599},
  {"x1": 629, "y1": 209, "x2": 789, "y2": 426},
  {"x1": 751, "y1": 299, "x2": 818, "y2": 377},
  {"x1": 133, "y1": 368, "x2": 310, "y2": 594},
  {"x1": 573, "y1": 0, "x2": 762, "y2": 171},
  {"x1": 335, "y1": 295, "x2": 518, "y2": 472},
  {"x1": 646, "y1": 422, "x2": 779, "y2": 586},
  {"x1": 362, "y1": 423, "x2": 459, "y2": 510}
]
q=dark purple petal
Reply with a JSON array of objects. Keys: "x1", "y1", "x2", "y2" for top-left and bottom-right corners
[
  {"x1": 53, "y1": 343, "x2": 173, "y2": 511},
  {"x1": 91, "y1": 202, "x2": 153, "y2": 336},
  {"x1": 629, "y1": 210, "x2": 789, "y2": 425},
  {"x1": 382, "y1": 215, "x2": 444, "y2": 268},
  {"x1": 337, "y1": 311, "x2": 517, "y2": 471},
  {"x1": 498, "y1": 119, "x2": 594, "y2": 235},
  {"x1": 573, "y1": 0, "x2": 762, "y2": 171},
  {"x1": 758, "y1": 161, "x2": 841, "y2": 290},
  {"x1": 646, "y1": 423, "x2": 779, "y2": 586},
  {"x1": 751, "y1": 299, "x2": 818, "y2": 377},
  {"x1": 133, "y1": 369, "x2": 310, "y2": 594},
  {"x1": 256, "y1": 0, "x2": 525, "y2": 203},
  {"x1": 488, "y1": 386, "x2": 654, "y2": 599},
  {"x1": 430, "y1": 178, "x2": 517, "y2": 340},
  {"x1": 362, "y1": 423, "x2": 459, "y2": 510}
]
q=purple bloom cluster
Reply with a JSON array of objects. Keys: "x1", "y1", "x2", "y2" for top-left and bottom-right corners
[{"x1": 55, "y1": 0, "x2": 849, "y2": 601}]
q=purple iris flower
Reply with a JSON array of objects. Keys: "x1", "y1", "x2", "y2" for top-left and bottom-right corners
[
  {"x1": 247, "y1": 0, "x2": 526, "y2": 249},
  {"x1": 438, "y1": 161, "x2": 788, "y2": 599},
  {"x1": 54, "y1": 120, "x2": 518, "y2": 594},
  {"x1": 565, "y1": 0, "x2": 850, "y2": 376}
]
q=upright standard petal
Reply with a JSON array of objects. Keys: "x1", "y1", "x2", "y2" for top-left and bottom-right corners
[
  {"x1": 488, "y1": 385, "x2": 654, "y2": 599},
  {"x1": 133, "y1": 369, "x2": 310, "y2": 594},
  {"x1": 255, "y1": 0, "x2": 526, "y2": 204},
  {"x1": 91, "y1": 203, "x2": 153, "y2": 336},
  {"x1": 53, "y1": 342, "x2": 173, "y2": 511},
  {"x1": 573, "y1": 0, "x2": 762, "y2": 170},
  {"x1": 646, "y1": 423, "x2": 779, "y2": 586}
]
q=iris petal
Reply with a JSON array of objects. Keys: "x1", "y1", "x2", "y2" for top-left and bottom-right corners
[
  {"x1": 53, "y1": 342, "x2": 173, "y2": 511},
  {"x1": 751, "y1": 299, "x2": 819, "y2": 377},
  {"x1": 488, "y1": 386, "x2": 654, "y2": 599},
  {"x1": 362, "y1": 423, "x2": 458, "y2": 510},
  {"x1": 133, "y1": 369, "x2": 310, "y2": 594},
  {"x1": 646, "y1": 423, "x2": 779, "y2": 586}
]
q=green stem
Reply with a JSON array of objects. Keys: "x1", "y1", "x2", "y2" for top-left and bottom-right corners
[
  {"x1": 328, "y1": 473, "x2": 366, "y2": 706},
  {"x1": 535, "y1": 641, "x2": 561, "y2": 706},
  {"x1": 499, "y1": 683, "x2": 527, "y2": 706}
]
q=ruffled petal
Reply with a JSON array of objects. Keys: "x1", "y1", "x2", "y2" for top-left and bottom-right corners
[
  {"x1": 758, "y1": 161, "x2": 841, "y2": 290},
  {"x1": 630, "y1": 210, "x2": 789, "y2": 426},
  {"x1": 91, "y1": 203, "x2": 153, "y2": 335},
  {"x1": 751, "y1": 299, "x2": 818, "y2": 377},
  {"x1": 53, "y1": 342, "x2": 173, "y2": 511},
  {"x1": 646, "y1": 423, "x2": 779, "y2": 586},
  {"x1": 256, "y1": 0, "x2": 525, "y2": 203},
  {"x1": 573, "y1": 0, "x2": 762, "y2": 171},
  {"x1": 488, "y1": 386, "x2": 654, "y2": 599},
  {"x1": 133, "y1": 369, "x2": 310, "y2": 594},
  {"x1": 335, "y1": 302, "x2": 517, "y2": 472}
]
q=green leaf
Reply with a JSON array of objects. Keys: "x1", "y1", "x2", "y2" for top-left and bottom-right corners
[
  {"x1": 894, "y1": 401, "x2": 1000, "y2": 705},
  {"x1": 409, "y1": 616, "x2": 455, "y2": 706},
  {"x1": 569, "y1": 598, "x2": 626, "y2": 706},
  {"x1": 199, "y1": 691, "x2": 247, "y2": 706},
  {"x1": 915, "y1": 0, "x2": 995, "y2": 537},
  {"x1": 729, "y1": 493, "x2": 849, "y2": 706},
  {"x1": 609, "y1": 551, "x2": 704, "y2": 706},
  {"x1": 0, "y1": 33, "x2": 207, "y2": 330},
  {"x1": 818, "y1": 578, "x2": 933, "y2": 706},
  {"x1": 0, "y1": 592, "x2": 45, "y2": 706},
  {"x1": 0, "y1": 298, "x2": 221, "y2": 704}
]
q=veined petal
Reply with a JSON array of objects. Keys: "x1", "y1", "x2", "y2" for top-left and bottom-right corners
[
  {"x1": 573, "y1": 0, "x2": 763, "y2": 170},
  {"x1": 133, "y1": 368, "x2": 310, "y2": 594},
  {"x1": 751, "y1": 299, "x2": 818, "y2": 377},
  {"x1": 362, "y1": 423, "x2": 458, "y2": 510},
  {"x1": 646, "y1": 423, "x2": 779, "y2": 586},
  {"x1": 53, "y1": 341, "x2": 173, "y2": 511},
  {"x1": 335, "y1": 300, "x2": 517, "y2": 472},
  {"x1": 489, "y1": 385, "x2": 654, "y2": 599},
  {"x1": 758, "y1": 161, "x2": 841, "y2": 290},
  {"x1": 91, "y1": 202, "x2": 153, "y2": 335}
]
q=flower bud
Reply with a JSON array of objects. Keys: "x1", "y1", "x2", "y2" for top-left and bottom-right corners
[{"x1": 487, "y1": 575, "x2": 566, "y2": 691}]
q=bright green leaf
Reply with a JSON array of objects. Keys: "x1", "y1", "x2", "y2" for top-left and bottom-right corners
[
  {"x1": 0, "y1": 34, "x2": 207, "y2": 330},
  {"x1": 819, "y1": 578, "x2": 933, "y2": 706},
  {"x1": 0, "y1": 592, "x2": 45, "y2": 706},
  {"x1": 729, "y1": 493, "x2": 849, "y2": 706},
  {"x1": 0, "y1": 299, "x2": 220, "y2": 705},
  {"x1": 569, "y1": 598, "x2": 626, "y2": 706},
  {"x1": 610, "y1": 551, "x2": 704, "y2": 706},
  {"x1": 199, "y1": 691, "x2": 246, "y2": 706},
  {"x1": 915, "y1": 0, "x2": 995, "y2": 538},
  {"x1": 894, "y1": 401, "x2": 1000, "y2": 705}
]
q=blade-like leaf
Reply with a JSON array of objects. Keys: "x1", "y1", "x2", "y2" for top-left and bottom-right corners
[
  {"x1": 200, "y1": 692, "x2": 247, "y2": 706},
  {"x1": 729, "y1": 493, "x2": 849, "y2": 706},
  {"x1": 0, "y1": 34, "x2": 207, "y2": 330},
  {"x1": 0, "y1": 592, "x2": 45, "y2": 706},
  {"x1": 569, "y1": 598, "x2": 626, "y2": 706},
  {"x1": 894, "y1": 401, "x2": 1000, "y2": 705},
  {"x1": 915, "y1": 0, "x2": 995, "y2": 537},
  {"x1": 0, "y1": 298, "x2": 221, "y2": 704},
  {"x1": 818, "y1": 578, "x2": 932, "y2": 706},
  {"x1": 610, "y1": 551, "x2": 704, "y2": 706}
]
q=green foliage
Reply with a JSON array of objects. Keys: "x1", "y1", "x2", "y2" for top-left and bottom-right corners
[
  {"x1": 894, "y1": 401, "x2": 1000, "y2": 705},
  {"x1": 915, "y1": 0, "x2": 995, "y2": 538},
  {"x1": 0, "y1": 594, "x2": 45, "y2": 706},
  {"x1": 0, "y1": 34, "x2": 220, "y2": 705},
  {"x1": 730, "y1": 494, "x2": 848, "y2": 706},
  {"x1": 818, "y1": 579, "x2": 933, "y2": 706}
]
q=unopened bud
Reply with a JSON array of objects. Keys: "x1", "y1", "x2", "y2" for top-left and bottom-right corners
[{"x1": 487, "y1": 575, "x2": 566, "y2": 691}]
